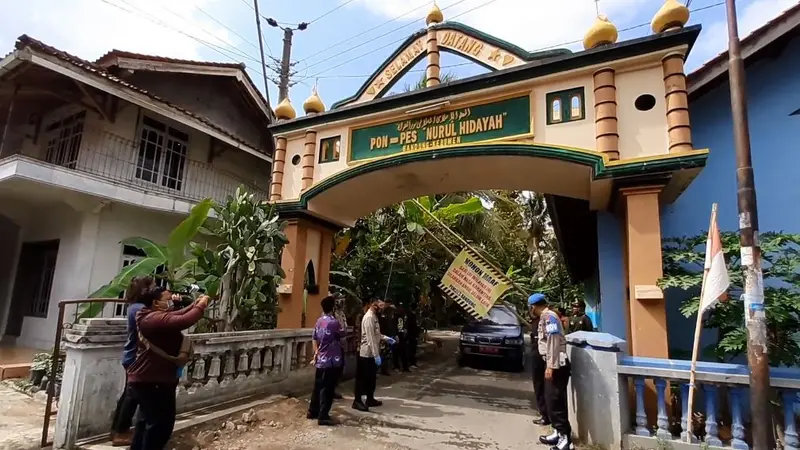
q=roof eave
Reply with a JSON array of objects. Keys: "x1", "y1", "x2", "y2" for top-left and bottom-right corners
[{"x1": 271, "y1": 25, "x2": 701, "y2": 134}]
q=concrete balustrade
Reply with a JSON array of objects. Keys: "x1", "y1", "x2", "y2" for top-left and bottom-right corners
[
  {"x1": 566, "y1": 331, "x2": 800, "y2": 450},
  {"x1": 54, "y1": 317, "x2": 357, "y2": 449}
]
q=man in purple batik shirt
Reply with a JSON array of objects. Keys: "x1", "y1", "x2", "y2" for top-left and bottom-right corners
[{"x1": 307, "y1": 295, "x2": 344, "y2": 426}]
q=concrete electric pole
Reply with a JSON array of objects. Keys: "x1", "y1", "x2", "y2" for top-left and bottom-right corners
[
  {"x1": 266, "y1": 18, "x2": 308, "y2": 102},
  {"x1": 252, "y1": 0, "x2": 272, "y2": 108},
  {"x1": 725, "y1": 0, "x2": 771, "y2": 447}
]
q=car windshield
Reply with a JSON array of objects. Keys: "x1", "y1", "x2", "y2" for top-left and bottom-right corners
[{"x1": 476, "y1": 307, "x2": 518, "y2": 326}]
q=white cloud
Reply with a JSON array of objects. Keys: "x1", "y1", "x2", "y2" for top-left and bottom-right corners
[
  {"x1": 354, "y1": 0, "x2": 647, "y2": 52},
  {"x1": 0, "y1": 0, "x2": 237, "y2": 62},
  {"x1": 689, "y1": 0, "x2": 799, "y2": 69}
]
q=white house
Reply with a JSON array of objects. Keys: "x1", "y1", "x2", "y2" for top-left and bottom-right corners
[{"x1": 0, "y1": 35, "x2": 274, "y2": 350}]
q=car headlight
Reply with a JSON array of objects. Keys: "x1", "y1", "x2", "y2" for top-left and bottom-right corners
[
  {"x1": 505, "y1": 337, "x2": 524, "y2": 345},
  {"x1": 461, "y1": 334, "x2": 476, "y2": 343}
]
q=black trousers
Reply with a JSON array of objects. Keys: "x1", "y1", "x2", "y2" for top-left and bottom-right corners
[
  {"x1": 129, "y1": 382, "x2": 178, "y2": 450},
  {"x1": 111, "y1": 374, "x2": 138, "y2": 434},
  {"x1": 308, "y1": 367, "x2": 340, "y2": 419},
  {"x1": 393, "y1": 334, "x2": 409, "y2": 371},
  {"x1": 333, "y1": 360, "x2": 345, "y2": 394},
  {"x1": 531, "y1": 352, "x2": 548, "y2": 420},
  {"x1": 544, "y1": 362, "x2": 572, "y2": 436},
  {"x1": 353, "y1": 356, "x2": 378, "y2": 403},
  {"x1": 407, "y1": 334, "x2": 418, "y2": 366}
]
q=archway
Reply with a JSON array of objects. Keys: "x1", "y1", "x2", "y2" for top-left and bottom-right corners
[{"x1": 267, "y1": 6, "x2": 705, "y2": 359}]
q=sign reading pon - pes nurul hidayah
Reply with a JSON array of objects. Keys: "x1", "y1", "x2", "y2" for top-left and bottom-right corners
[
  {"x1": 439, "y1": 249, "x2": 511, "y2": 319},
  {"x1": 349, "y1": 95, "x2": 531, "y2": 162}
]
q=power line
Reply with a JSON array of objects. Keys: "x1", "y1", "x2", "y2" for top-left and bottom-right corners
[
  {"x1": 315, "y1": 62, "x2": 473, "y2": 79},
  {"x1": 309, "y1": 0, "x2": 360, "y2": 24},
  {"x1": 300, "y1": 0, "x2": 501, "y2": 81},
  {"x1": 193, "y1": 4, "x2": 262, "y2": 54},
  {"x1": 98, "y1": 0, "x2": 267, "y2": 78},
  {"x1": 303, "y1": 0, "x2": 726, "y2": 82},
  {"x1": 301, "y1": 0, "x2": 473, "y2": 73},
  {"x1": 295, "y1": 0, "x2": 433, "y2": 64}
]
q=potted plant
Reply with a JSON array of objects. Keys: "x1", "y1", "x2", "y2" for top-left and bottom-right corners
[{"x1": 29, "y1": 353, "x2": 50, "y2": 386}]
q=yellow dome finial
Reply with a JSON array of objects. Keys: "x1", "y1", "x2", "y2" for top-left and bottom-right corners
[
  {"x1": 426, "y1": 1, "x2": 444, "y2": 26},
  {"x1": 274, "y1": 97, "x2": 296, "y2": 121},
  {"x1": 583, "y1": 14, "x2": 618, "y2": 50},
  {"x1": 651, "y1": 0, "x2": 690, "y2": 34},
  {"x1": 303, "y1": 82, "x2": 325, "y2": 115}
]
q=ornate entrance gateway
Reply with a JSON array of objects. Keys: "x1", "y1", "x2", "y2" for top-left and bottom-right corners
[{"x1": 267, "y1": 2, "x2": 706, "y2": 358}]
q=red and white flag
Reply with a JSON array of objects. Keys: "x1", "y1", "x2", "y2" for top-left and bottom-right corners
[{"x1": 700, "y1": 212, "x2": 730, "y2": 313}]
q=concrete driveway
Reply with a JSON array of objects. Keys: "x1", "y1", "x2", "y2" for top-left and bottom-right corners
[{"x1": 174, "y1": 333, "x2": 552, "y2": 450}]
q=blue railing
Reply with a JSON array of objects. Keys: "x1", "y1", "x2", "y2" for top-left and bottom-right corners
[{"x1": 618, "y1": 356, "x2": 800, "y2": 449}]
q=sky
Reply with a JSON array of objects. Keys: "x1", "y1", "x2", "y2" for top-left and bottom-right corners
[{"x1": 1, "y1": 0, "x2": 797, "y2": 112}]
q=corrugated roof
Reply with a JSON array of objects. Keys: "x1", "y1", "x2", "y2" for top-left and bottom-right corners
[
  {"x1": 12, "y1": 34, "x2": 269, "y2": 153},
  {"x1": 95, "y1": 49, "x2": 246, "y2": 69},
  {"x1": 688, "y1": 1, "x2": 800, "y2": 93}
]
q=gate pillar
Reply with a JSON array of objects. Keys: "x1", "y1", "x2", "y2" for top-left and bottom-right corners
[
  {"x1": 620, "y1": 185, "x2": 668, "y2": 358},
  {"x1": 276, "y1": 217, "x2": 336, "y2": 329}
]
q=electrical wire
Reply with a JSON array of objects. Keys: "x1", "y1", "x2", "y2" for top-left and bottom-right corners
[
  {"x1": 300, "y1": 0, "x2": 726, "y2": 83},
  {"x1": 309, "y1": 0, "x2": 360, "y2": 24},
  {"x1": 299, "y1": 0, "x2": 500, "y2": 81},
  {"x1": 295, "y1": 0, "x2": 443, "y2": 64},
  {"x1": 98, "y1": 0, "x2": 267, "y2": 77},
  {"x1": 301, "y1": 0, "x2": 474, "y2": 73},
  {"x1": 193, "y1": 4, "x2": 262, "y2": 53}
]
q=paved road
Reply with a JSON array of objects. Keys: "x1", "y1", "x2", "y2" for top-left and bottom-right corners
[{"x1": 176, "y1": 334, "x2": 552, "y2": 450}]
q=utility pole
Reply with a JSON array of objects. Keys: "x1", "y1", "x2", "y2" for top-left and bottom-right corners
[
  {"x1": 266, "y1": 18, "x2": 308, "y2": 102},
  {"x1": 252, "y1": 0, "x2": 271, "y2": 108},
  {"x1": 725, "y1": 0, "x2": 771, "y2": 448}
]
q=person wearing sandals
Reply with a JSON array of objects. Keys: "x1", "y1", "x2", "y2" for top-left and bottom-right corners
[
  {"x1": 126, "y1": 286, "x2": 210, "y2": 450},
  {"x1": 307, "y1": 295, "x2": 345, "y2": 425}
]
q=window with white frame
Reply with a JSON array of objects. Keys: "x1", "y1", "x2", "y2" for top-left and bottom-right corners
[
  {"x1": 135, "y1": 116, "x2": 189, "y2": 191},
  {"x1": 113, "y1": 244, "x2": 167, "y2": 317},
  {"x1": 44, "y1": 110, "x2": 86, "y2": 168}
]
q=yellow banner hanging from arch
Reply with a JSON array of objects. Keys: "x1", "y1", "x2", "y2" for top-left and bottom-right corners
[{"x1": 439, "y1": 248, "x2": 511, "y2": 319}]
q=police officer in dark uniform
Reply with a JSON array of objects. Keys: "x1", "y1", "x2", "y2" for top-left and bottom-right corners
[
  {"x1": 530, "y1": 294, "x2": 573, "y2": 450},
  {"x1": 528, "y1": 293, "x2": 549, "y2": 426}
]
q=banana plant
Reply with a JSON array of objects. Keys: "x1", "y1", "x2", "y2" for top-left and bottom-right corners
[
  {"x1": 83, "y1": 199, "x2": 213, "y2": 318},
  {"x1": 400, "y1": 195, "x2": 484, "y2": 236}
]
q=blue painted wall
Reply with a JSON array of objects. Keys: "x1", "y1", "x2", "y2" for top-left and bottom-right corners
[{"x1": 595, "y1": 36, "x2": 800, "y2": 357}]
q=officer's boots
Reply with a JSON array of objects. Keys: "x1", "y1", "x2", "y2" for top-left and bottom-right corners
[{"x1": 538, "y1": 431, "x2": 573, "y2": 450}]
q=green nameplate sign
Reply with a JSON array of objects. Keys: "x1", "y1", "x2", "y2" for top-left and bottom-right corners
[{"x1": 350, "y1": 95, "x2": 531, "y2": 162}]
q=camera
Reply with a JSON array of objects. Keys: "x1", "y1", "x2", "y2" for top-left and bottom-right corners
[{"x1": 172, "y1": 284, "x2": 205, "y2": 310}]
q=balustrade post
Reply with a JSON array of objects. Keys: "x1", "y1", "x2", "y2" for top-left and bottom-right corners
[
  {"x1": 654, "y1": 378, "x2": 671, "y2": 439},
  {"x1": 634, "y1": 377, "x2": 651, "y2": 436},
  {"x1": 783, "y1": 390, "x2": 799, "y2": 450},
  {"x1": 729, "y1": 386, "x2": 749, "y2": 450},
  {"x1": 704, "y1": 384, "x2": 723, "y2": 447},
  {"x1": 680, "y1": 383, "x2": 697, "y2": 442}
]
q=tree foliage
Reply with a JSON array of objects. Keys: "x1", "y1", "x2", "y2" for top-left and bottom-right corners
[
  {"x1": 331, "y1": 191, "x2": 583, "y2": 326},
  {"x1": 660, "y1": 231, "x2": 800, "y2": 366}
]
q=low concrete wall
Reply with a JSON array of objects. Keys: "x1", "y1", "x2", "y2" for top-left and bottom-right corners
[
  {"x1": 566, "y1": 331, "x2": 629, "y2": 450},
  {"x1": 54, "y1": 318, "x2": 358, "y2": 449}
]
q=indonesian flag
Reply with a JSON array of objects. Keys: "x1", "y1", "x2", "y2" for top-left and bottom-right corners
[{"x1": 700, "y1": 213, "x2": 730, "y2": 313}]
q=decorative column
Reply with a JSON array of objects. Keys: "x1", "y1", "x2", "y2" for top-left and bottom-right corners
[
  {"x1": 662, "y1": 53, "x2": 692, "y2": 153},
  {"x1": 269, "y1": 136, "x2": 287, "y2": 201},
  {"x1": 651, "y1": 0, "x2": 692, "y2": 153},
  {"x1": 593, "y1": 68, "x2": 619, "y2": 160},
  {"x1": 276, "y1": 218, "x2": 338, "y2": 329},
  {"x1": 300, "y1": 130, "x2": 317, "y2": 191},
  {"x1": 425, "y1": 2, "x2": 443, "y2": 87},
  {"x1": 620, "y1": 185, "x2": 668, "y2": 358}
]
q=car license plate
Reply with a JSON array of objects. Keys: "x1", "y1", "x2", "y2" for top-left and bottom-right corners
[{"x1": 479, "y1": 346, "x2": 499, "y2": 354}]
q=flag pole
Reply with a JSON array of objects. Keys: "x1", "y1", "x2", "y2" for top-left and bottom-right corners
[{"x1": 685, "y1": 202, "x2": 718, "y2": 442}]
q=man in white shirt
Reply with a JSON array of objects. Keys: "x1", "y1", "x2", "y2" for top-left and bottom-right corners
[{"x1": 352, "y1": 298, "x2": 395, "y2": 412}]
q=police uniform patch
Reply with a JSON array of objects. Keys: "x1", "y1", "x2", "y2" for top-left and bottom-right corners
[{"x1": 545, "y1": 315, "x2": 561, "y2": 335}]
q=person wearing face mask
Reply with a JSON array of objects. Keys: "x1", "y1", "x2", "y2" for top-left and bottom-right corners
[
  {"x1": 126, "y1": 286, "x2": 210, "y2": 450},
  {"x1": 352, "y1": 298, "x2": 395, "y2": 412}
]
